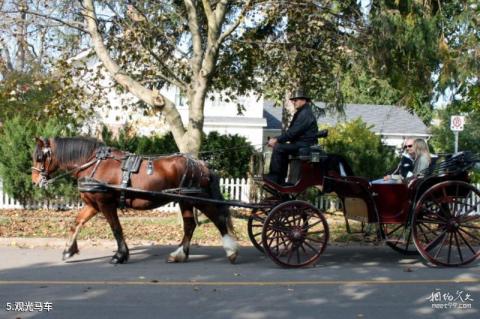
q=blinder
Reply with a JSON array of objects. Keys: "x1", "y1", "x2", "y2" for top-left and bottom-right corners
[{"x1": 32, "y1": 137, "x2": 52, "y2": 188}]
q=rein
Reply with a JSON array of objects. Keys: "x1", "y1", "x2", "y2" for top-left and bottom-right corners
[
  {"x1": 33, "y1": 146, "x2": 116, "y2": 188},
  {"x1": 34, "y1": 157, "x2": 101, "y2": 188}
]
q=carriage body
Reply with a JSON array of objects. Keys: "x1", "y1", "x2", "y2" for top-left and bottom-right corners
[{"x1": 251, "y1": 150, "x2": 480, "y2": 268}]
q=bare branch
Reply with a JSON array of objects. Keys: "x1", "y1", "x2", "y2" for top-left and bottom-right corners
[
  {"x1": 183, "y1": 0, "x2": 203, "y2": 76},
  {"x1": 218, "y1": 0, "x2": 253, "y2": 45},
  {"x1": 1, "y1": 10, "x2": 87, "y2": 33},
  {"x1": 83, "y1": 0, "x2": 186, "y2": 139},
  {"x1": 142, "y1": 45, "x2": 188, "y2": 90}
]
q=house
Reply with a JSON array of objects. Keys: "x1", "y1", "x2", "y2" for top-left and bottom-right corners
[{"x1": 263, "y1": 101, "x2": 431, "y2": 149}]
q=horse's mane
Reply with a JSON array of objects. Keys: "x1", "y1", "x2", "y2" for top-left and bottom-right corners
[{"x1": 51, "y1": 137, "x2": 105, "y2": 165}]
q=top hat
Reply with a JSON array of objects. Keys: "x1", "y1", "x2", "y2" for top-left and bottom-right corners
[{"x1": 289, "y1": 89, "x2": 311, "y2": 101}]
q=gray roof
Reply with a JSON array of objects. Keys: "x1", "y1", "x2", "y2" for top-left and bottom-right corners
[{"x1": 264, "y1": 102, "x2": 430, "y2": 135}]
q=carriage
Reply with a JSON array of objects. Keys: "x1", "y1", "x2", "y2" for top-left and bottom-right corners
[
  {"x1": 246, "y1": 141, "x2": 480, "y2": 268},
  {"x1": 31, "y1": 136, "x2": 480, "y2": 268}
]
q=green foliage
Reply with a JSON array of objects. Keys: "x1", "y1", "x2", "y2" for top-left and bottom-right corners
[
  {"x1": 320, "y1": 118, "x2": 397, "y2": 179},
  {"x1": 200, "y1": 132, "x2": 254, "y2": 178},
  {"x1": 360, "y1": 0, "x2": 479, "y2": 121},
  {"x1": 102, "y1": 126, "x2": 253, "y2": 178},
  {"x1": 101, "y1": 125, "x2": 179, "y2": 155},
  {"x1": 0, "y1": 116, "x2": 78, "y2": 206}
]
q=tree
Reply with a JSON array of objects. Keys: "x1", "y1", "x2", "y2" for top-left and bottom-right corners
[
  {"x1": 0, "y1": 0, "x2": 84, "y2": 77},
  {"x1": 0, "y1": 71, "x2": 88, "y2": 126},
  {"x1": 79, "y1": 0, "x2": 260, "y2": 155},
  {"x1": 359, "y1": 0, "x2": 480, "y2": 122},
  {"x1": 320, "y1": 118, "x2": 397, "y2": 179},
  {"x1": 219, "y1": 1, "x2": 363, "y2": 126},
  {"x1": 2, "y1": 1, "x2": 366, "y2": 156}
]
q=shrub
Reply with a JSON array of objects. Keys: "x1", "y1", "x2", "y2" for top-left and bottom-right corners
[
  {"x1": 0, "y1": 116, "x2": 79, "y2": 206},
  {"x1": 102, "y1": 126, "x2": 254, "y2": 178},
  {"x1": 320, "y1": 118, "x2": 397, "y2": 179}
]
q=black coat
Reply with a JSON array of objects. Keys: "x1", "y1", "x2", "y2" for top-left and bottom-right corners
[
  {"x1": 276, "y1": 104, "x2": 318, "y2": 145},
  {"x1": 391, "y1": 153, "x2": 414, "y2": 178}
]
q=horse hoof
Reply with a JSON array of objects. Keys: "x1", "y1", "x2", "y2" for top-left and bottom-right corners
[
  {"x1": 110, "y1": 255, "x2": 128, "y2": 264},
  {"x1": 62, "y1": 251, "x2": 76, "y2": 261},
  {"x1": 166, "y1": 255, "x2": 178, "y2": 263},
  {"x1": 228, "y1": 252, "x2": 238, "y2": 264}
]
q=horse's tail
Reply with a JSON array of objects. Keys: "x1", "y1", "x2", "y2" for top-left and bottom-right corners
[{"x1": 208, "y1": 171, "x2": 236, "y2": 236}]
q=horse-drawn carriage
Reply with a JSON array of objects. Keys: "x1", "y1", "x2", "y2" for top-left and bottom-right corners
[
  {"x1": 247, "y1": 142, "x2": 480, "y2": 268},
  {"x1": 31, "y1": 136, "x2": 480, "y2": 268}
]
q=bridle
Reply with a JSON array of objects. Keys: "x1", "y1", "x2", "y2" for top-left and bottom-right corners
[{"x1": 32, "y1": 138, "x2": 52, "y2": 188}]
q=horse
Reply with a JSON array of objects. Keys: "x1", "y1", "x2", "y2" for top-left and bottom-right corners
[{"x1": 31, "y1": 137, "x2": 239, "y2": 264}]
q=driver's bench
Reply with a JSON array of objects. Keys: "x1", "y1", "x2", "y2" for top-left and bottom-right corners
[{"x1": 262, "y1": 130, "x2": 329, "y2": 192}]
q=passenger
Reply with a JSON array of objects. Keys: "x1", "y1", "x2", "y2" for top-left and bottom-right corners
[
  {"x1": 265, "y1": 88, "x2": 319, "y2": 185},
  {"x1": 384, "y1": 138, "x2": 415, "y2": 181},
  {"x1": 411, "y1": 138, "x2": 431, "y2": 176}
]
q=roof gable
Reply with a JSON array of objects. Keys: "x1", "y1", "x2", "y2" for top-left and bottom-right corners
[{"x1": 264, "y1": 102, "x2": 429, "y2": 135}]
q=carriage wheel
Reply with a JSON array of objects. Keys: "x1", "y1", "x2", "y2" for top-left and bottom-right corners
[
  {"x1": 248, "y1": 198, "x2": 282, "y2": 253},
  {"x1": 412, "y1": 181, "x2": 480, "y2": 266},
  {"x1": 248, "y1": 210, "x2": 268, "y2": 253},
  {"x1": 262, "y1": 200, "x2": 329, "y2": 268},
  {"x1": 381, "y1": 224, "x2": 419, "y2": 255}
]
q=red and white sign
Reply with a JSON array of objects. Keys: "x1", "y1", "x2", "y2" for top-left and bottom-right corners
[{"x1": 450, "y1": 115, "x2": 465, "y2": 131}]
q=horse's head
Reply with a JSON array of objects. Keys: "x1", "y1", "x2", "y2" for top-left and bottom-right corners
[{"x1": 32, "y1": 137, "x2": 59, "y2": 188}]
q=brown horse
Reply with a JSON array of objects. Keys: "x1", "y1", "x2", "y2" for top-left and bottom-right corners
[{"x1": 31, "y1": 137, "x2": 238, "y2": 264}]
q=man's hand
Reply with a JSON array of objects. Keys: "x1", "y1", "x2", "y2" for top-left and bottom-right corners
[{"x1": 267, "y1": 137, "x2": 278, "y2": 148}]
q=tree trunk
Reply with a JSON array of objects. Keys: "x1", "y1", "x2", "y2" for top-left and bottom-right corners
[{"x1": 281, "y1": 90, "x2": 294, "y2": 132}]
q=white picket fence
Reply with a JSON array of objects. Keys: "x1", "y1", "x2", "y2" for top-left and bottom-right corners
[{"x1": 0, "y1": 178, "x2": 252, "y2": 212}]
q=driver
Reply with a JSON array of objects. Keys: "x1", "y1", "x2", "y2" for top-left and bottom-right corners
[{"x1": 265, "y1": 89, "x2": 319, "y2": 185}]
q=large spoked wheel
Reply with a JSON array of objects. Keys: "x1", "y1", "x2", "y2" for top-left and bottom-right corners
[
  {"x1": 412, "y1": 181, "x2": 480, "y2": 267},
  {"x1": 248, "y1": 210, "x2": 269, "y2": 253},
  {"x1": 381, "y1": 224, "x2": 419, "y2": 255},
  {"x1": 262, "y1": 200, "x2": 329, "y2": 268},
  {"x1": 247, "y1": 198, "x2": 282, "y2": 253}
]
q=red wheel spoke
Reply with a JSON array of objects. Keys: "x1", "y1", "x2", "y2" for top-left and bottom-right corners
[
  {"x1": 303, "y1": 219, "x2": 323, "y2": 230},
  {"x1": 456, "y1": 228, "x2": 477, "y2": 255},
  {"x1": 460, "y1": 224, "x2": 480, "y2": 230},
  {"x1": 424, "y1": 229, "x2": 448, "y2": 252},
  {"x1": 433, "y1": 231, "x2": 449, "y2": 259},
  {"x1": 286, "y1": 245, "x2": 296, "y2": 264},
  {"x1": 453, "y1": 231, "x2": 464, "y2": 263},
  {"x1": 460, "y1": 215, "x2": 480, "y2": 223},
  {"x1": 458, "y1": 226, "x2": 480, "y2": 243},
  {"x1": 303, "y1": 240, "x2": 321, "y2": 255},
  {"x1": 385, "y1": 224, "x2": 403, "y2": 236},
  {"x1": 447, "y1": 232, "x2": 454, "y2": 264}
]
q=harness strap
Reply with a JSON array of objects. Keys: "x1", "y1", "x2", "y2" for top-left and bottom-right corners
[{"x1": 119, "y1": 155, "x2": 143, "y2": 209}]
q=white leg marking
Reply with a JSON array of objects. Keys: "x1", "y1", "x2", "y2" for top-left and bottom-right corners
[
  {"x1": 169, "y1": 245, "x2": 187, "y2": 262},
  {"x1": 222, "y1": 234, "x2": 239, "y2": 258},
  {"x1": 65, "y1": 224, "x2": 81, "y2": 250}
]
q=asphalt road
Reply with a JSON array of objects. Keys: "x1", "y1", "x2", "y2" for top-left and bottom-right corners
[{"x1": 0, "y1": 241, "x2": 479, "y2": 319}]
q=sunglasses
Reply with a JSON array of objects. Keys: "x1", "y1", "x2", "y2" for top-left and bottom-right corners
[{"x1": 405, "y1": 144, "x2": 413, "y2": 148}]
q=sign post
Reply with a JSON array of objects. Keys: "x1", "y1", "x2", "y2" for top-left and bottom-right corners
[{"x1": 450, "y1": 115, "x2": 465, "y2": 153}]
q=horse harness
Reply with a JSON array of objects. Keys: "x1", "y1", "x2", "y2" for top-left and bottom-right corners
[{"x1": 77, "y1": 148, "x2": 207, "y2": 209}]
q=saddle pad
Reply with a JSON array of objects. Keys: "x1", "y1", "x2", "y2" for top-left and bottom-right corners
[{"x1": 121, "y1": 155, "x2": 142, "y2": 173}]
